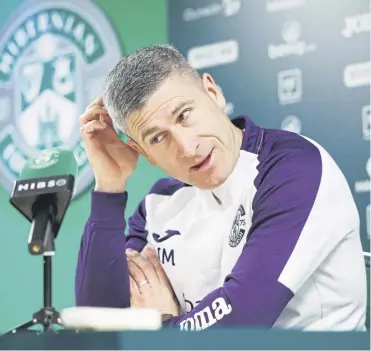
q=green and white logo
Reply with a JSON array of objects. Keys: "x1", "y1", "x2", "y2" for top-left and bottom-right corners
[
  {"x1": 0, "y1": 0, "x2": 122, "y2": 198},
  {"x1": 28, "y1": 148, "x2": 59, "y2": 169}
]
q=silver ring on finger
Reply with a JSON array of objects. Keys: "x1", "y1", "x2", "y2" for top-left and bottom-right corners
[{"x1": 137, "y1": 280, "x2": 149, "y2": 289}]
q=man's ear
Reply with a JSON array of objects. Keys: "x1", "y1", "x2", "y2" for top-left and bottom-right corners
[
  {"x1": 127, "y1": 139, "x2": 157, "y2": 166},
  {"x1": 202, "y1": 73, "x2": 226, "y2": 109}
]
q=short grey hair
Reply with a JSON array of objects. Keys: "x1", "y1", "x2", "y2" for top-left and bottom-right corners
[{"x1": 103, "y1": 44, "x2": 201, "y2": 134}]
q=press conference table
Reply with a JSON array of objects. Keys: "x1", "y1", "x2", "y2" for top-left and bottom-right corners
[{"x1": 0, "y1": 328, "x2": 369, "y2": 350}]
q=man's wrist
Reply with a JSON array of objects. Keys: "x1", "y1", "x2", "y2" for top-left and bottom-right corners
[
  {"x1": 90, "y1": 190, "x2": 128, "y2": 223},
  {"x1": 94, "y1": 182, "x2": 127, "y2": 193},
  {"x1": 161, "y1": 314, "x2": 174, "y2": 323}
]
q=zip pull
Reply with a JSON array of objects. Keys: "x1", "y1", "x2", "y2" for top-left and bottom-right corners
[{"x1": 212, "y1": 192, "x2": 222, "y2": 205}]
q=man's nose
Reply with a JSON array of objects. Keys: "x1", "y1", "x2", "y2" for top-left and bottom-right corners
[{"x1": 172, "y1": 128, "x2": 199, "y2": 159}]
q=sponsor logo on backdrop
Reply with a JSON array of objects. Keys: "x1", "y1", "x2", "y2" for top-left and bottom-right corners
[
  {"x1": 342, "y1": 12, "x2": 370, "y2": 38},
  {"x1": 224, "y1": 102, "x2": 235, "y2": 116},
  {"x1": 362, "y1": 105, "x2": 370, "y2": 140},
  {"x1": 277, "y1": 69, "x2": 302, "y2": 105},
  {"x1": 0, "y1": 0, "x2": 122, "y2": 198},
  {"x1": 344, "y1": 61, "x2": 371, "y2": 88},
  {"x1": 266, "y1": 0, "x2": 305, "y2": 13},
  {"x1": 281, "y1": 115, "x2": 302, "y2": 134},
  {"x1": 268, "y1": 20, "x2": 317, "y2": 60},
  {"x1": 183, "y1": 0, "x2": 241, "y2": 22},
  {"x1": 224, "y1": 102, "x2": 234, "y2": 117},
  {"x1": 187, "y1": 40, "x2": 239, "y2": 70},
  {"x1": 354, "y1": 158, "x2": 371, "y2": 193},
  {"x1": 217, "y1": 85, "x2": 235, "y2": 116}
]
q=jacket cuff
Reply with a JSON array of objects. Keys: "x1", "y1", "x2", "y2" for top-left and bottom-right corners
[{"x1": 90, "y1": 191, "x2": 128, "y2": 223}]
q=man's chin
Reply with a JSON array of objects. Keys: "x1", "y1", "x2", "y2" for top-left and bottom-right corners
[
  {"x1": 170, "y1": 167, "x2": 228, "y2": 190},
  {"x1": 192, "y1": 173, "x2": 228, "y2": 190}
]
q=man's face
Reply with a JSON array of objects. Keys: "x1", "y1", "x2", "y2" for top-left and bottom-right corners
[{"x1": 126, "y1": 73, "x2": 238, "y2": 189}]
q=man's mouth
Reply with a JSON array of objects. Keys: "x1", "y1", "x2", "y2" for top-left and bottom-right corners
[{"x1": 191, "y1": 149, "x2": 214, "y2": 172}]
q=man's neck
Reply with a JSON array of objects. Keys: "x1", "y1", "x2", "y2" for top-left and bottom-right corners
[{"x1": 232, "y1": 124, "x2": 244, "y2": 156}]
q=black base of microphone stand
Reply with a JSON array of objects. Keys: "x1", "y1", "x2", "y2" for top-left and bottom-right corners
[
  {"x1": 3, "y1": 183, "x2": 79, "y2": 337},
  {"x1": 3, "y1": 255, "x2": 64, "y2": 335},
  {"x1": 8, "y1": 306, "x2": 62, "y2": 335},
  {"x1": 1, "y1": 211, "x2": 69, "y2": 335}
]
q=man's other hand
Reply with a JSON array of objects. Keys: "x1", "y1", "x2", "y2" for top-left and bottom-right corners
[{"x1": 126, "y1": 246, "x2": 179, "y2": 317}]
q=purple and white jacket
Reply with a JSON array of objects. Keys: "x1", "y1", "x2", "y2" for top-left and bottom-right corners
[{"x1": 75, "y1": 116, "x2": 366, "y2": 331}]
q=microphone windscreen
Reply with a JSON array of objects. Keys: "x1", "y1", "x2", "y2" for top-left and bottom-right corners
[{"x1": 20, "y1": 148, "x2": 78, "y2": 180}]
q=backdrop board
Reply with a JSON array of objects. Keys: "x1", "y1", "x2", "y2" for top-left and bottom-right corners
[
  {"x1": 168, "y1": 0, "x2": 370, "y2": 253},
  {"x1": 0, "y1": 0, "x2": 168, "y2": 333}
]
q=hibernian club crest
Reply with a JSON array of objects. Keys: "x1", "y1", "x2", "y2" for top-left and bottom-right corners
[
  {"x1": 229, "y1": 204, "x2": 247, "y2": 247},
  {"x1": 0, "y1": 0, "x2": 122, "y2": 198}
]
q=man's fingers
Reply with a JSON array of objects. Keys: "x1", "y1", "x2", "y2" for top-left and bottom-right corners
[
  {"x1": 142, "y1": 246, "x2": 171, "y2": 287},
  {"x1": 80, "y1": 120, "x2": 106, "y2": 137},
  {"x1": 80, "y1": 105, "x2": 109, "y2": 126},
  {"x1": 127, "y1": 256, "x2": 147, "y2": 284},
  {"x1": 126, "y1": 249, "x2": 159, "y2": 287},
  {"x1": 82, "y1": 97, "x2": 114, "y2": 127},
  {"x1": 86, "y1": 96, "x2": 104, "y2": 109},
  {"x1": 129, "y1": 276, "x2": 142, "y2": 306},
  {"x1": 129, "y1": 276, "x2": 140, "y2": 296}
]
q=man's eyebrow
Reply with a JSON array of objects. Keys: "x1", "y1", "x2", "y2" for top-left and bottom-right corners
[
  {"x1": 141, "y1": 126, "x2": 160, "y2": 143},
  {"x1": 170, "y1": 100, "x2": 194, "y2": 117},
  {"x1": 141, "y1": 100, "x2": 194, "y2": 142}
]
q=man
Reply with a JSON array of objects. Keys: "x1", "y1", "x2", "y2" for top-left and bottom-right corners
[{"x1": 76, "y1": 44, "x2": 367, "y2": 331}]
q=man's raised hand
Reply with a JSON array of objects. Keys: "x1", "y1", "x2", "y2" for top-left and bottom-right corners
[{"x1": 80, "y1": 96, "x2": 139, "y2": 193}]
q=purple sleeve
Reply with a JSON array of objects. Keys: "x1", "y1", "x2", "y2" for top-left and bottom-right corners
[
  {"x1": 75, "y1": 191, "x2": 148, "y2": 307},
  {"x1": 164, "y1": 145, "x2": 322, "y2": 330},
  {"x1": 74, "y1": 178, "x2": 182, "y2": 308}
]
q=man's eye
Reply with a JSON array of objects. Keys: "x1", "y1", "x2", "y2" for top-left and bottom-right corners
[
  {"x1": 151, "y1": 134, "x2": 164, "y2": 145},
  {"x1": 178, "y1": 109, "x2": 191, "y2": 122}
]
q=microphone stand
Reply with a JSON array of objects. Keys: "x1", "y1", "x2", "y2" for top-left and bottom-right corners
[{"x1": 3, "y1": 201, "x2": 63, "y2": 335}]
